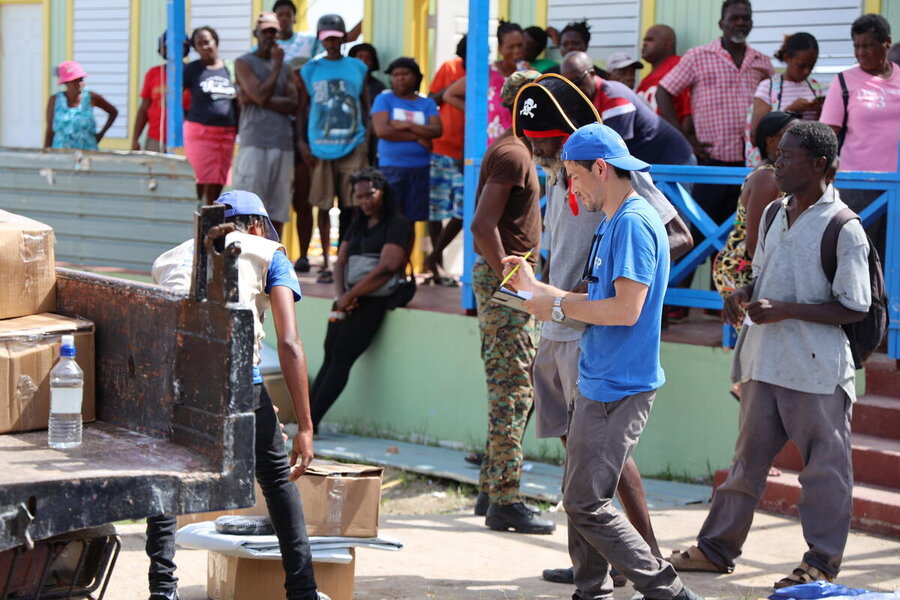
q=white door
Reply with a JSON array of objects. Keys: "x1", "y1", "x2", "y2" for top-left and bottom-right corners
[{"x1": 1, "y1": 3, "x2": 44, "y2": 148}]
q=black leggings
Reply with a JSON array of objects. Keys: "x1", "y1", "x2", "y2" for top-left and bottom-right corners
[{"x1": 310, "y1": 296, "x2": 389, "y2": 431}]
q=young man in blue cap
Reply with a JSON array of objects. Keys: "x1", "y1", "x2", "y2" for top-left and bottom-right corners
[
  {"x1": 147, "y1": 190, "x2": 326, "y2": 600},
  {"x1": 503, "y1": 124, "x2": 701, "y2": 600}
]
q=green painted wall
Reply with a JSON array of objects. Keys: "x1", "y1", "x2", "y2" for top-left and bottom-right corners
[
  {"x1": 48, "y1": 0, "x2": 68, "y2": 98},
  {"x1": 508, "y1": 3, "x2": 536, "y2": 27},
  {"x1": 270, "y1": 297, "x2": 749, "y2": 478},
  {"x1": 655, "y1": 0, "x2": 721, "y2": 55},
  {"x1": 368, "y1": 0, "x2": 405, "y2": 89},
  {"x1": 883, "y1": 1, "x2": 900, "y2": 36}
]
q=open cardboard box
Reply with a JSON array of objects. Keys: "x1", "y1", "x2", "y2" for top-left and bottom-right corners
[
  {"x1": 0, "y1": 313, "x2": 95, "y2": 434},
  {"x1": 178, "y1": 459, "x2": 383, "y2": 538}
]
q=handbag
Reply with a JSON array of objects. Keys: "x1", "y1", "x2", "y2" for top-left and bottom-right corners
[
  {"x1": 345, "y1": 253, "x2": 401, "y2": 297},
  {"x1": 386, "y1": 255, "x2": 417, "y2": 309}
]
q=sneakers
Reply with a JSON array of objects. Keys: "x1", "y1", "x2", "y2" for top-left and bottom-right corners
[
  {"x1": 317, "y1": 592, "x2": 332, "y2": 600},
  {"x1": 634, "y1": 586, "x2": 705, "y2": 600},
  {"x1": 149, "y1": 592, "x2": 178, "y2": 600},
  {"x1": 294, "y1": 257, "x2": 311, "y2": 273},
  {"x1": 485, "y1": 502, "x2": 556, "y2": 534}
]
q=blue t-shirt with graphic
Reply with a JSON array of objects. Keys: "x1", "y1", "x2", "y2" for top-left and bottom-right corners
[
  {"x1": 300, "y1": 56, "x2": 368, "y2": 160},
  {"x1": 252, "y1": 250, "x2": 302, "y2": 384},
  {"x1": 578, "y1": 196, "x2": 670, "y2": 402},
  {"x1": 370, "y1": 91, "x2": 439, "y2": 168}
]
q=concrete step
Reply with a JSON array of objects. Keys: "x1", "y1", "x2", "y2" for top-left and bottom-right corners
[
  {"x1": 852, "y1": 395, "x2": 900, "y2": 440},
  {"x1": 773, "y1": 434, "x2": 900, "y2": 490},
  {"x1": 713, "y1": 469, "x2": 900, "y2": 539},
  {"x1": 863, "y1": 354, "x2": 900, "y2": 397}
]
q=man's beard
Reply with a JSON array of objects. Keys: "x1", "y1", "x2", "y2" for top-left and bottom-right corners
[
  {"x1": 535, "y1": 154, "x2": 563, "y2": 186},
  {"x1": 728, "y1": 31, "x2": 748, "y2": 44}
]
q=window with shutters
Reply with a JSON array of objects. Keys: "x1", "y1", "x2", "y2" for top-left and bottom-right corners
[
  {"x1": 547, "y1": 0, "x2": 641, "y2": 67},
  {"x1": 73, "y1": 0, "x2": 130, "y2": 139}
]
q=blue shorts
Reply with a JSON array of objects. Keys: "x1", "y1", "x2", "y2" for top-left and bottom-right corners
[
  {"x1": 380, "y1": 165, "x2": 430, "y2": 222},
  {"x1": 429, "y1": 153, "x2": 464, "y2": 221}
]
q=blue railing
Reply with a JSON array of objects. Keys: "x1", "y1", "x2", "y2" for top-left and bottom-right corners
[{"x1": 653, "y1": 162, "x2": 900, "y2": 358}]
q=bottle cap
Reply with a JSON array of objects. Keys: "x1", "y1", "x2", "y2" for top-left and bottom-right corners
[{"x1": 60, "y1": 334, "x2": 76, "y2": 357}]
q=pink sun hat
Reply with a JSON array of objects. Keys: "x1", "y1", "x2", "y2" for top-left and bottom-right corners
[{"x1": 57, "y1": 60, "x2": 87, "y2": 85}]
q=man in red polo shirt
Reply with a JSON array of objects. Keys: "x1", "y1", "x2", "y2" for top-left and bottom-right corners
[{"x1": 637, "y1": 25, "x2": 691, "y2": 130}]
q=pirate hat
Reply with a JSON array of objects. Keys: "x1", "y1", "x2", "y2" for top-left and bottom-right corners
[{"x1": 512, "y1": 73, "x2": 600, "y2": 140}]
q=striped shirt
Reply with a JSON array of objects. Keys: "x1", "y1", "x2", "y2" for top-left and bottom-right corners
[{"x1": 660, "y1": 39, "x2": 773, "y2": 162}]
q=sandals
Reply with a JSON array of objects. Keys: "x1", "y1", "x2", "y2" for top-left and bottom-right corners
[
  {"x1": 774, "y1": 562, "x2": 833, "y2": 589},
  {"x1": 422, "y1": 275, "x2": 459, "y2": 287},
  {"x1": 669, "y1": 546, "x2": 732, "y2": 573},
  {"x1": 316, "y1": 270, "x2": 333, "y2": 284}
]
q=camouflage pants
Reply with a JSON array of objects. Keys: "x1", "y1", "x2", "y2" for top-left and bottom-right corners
[{"x1": 472, "y1": 260, "x2": 537, "y2": 504}]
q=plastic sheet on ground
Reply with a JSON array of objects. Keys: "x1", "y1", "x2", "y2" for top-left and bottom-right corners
[
  {"x1": 175, "y1": 521, "x2": 403, "y2": 563},
  {"x1": 769, "y1": 582, "x2": 899, "y2": 600}
]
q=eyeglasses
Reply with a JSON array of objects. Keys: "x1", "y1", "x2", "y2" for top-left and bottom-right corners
[{"x1": 581, "y1": 231, "x2": 604, "y2": 283}]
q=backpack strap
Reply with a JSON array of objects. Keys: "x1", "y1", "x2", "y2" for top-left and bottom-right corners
[
  {"x1": 837, "y1": 73, "x2": 849, "y2": 150},
  {"x1": 820, "y1": 207, "x2": 859, "y2": 284},
  {"x1": 762, "y1": 200, "x2": 783, "y2": 248}
]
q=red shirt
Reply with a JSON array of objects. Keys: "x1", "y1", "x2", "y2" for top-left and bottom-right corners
[
  {"x1": 636, "y1": 55, "x2": 691, "y2": 122},
  {"x1": 660, "y1": 40, "x2": 772, "y2": 162},
  {"x1": 140, "y1": 65, "x2": 190, "y2": 142},
  {"x1": 429, "y1": 57, "x2": 465, "y2": 160}
]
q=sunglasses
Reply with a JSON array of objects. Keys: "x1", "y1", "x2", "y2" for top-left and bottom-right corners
[
  {"x1": 581, "y1": 231, "x2": 604, "y2": 283},
  {"x1": 572, "y1": 69, "x2": 593, "y2": 87}
]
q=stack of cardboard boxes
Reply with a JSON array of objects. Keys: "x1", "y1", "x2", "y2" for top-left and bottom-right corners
[
  {"x1": 180, "y1": 460, "x2": 384, "y2": 600},
  {"x1": 0, "y1": 210, "x2": 95, "y2": 436}
]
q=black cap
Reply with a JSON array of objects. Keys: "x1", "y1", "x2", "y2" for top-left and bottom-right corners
[
  {"x1": 513, "y1": 73, "x2": 600, "y2": 139},
  {"x1": 316, "y1": 13, "x2": 346, "y2": 34}
]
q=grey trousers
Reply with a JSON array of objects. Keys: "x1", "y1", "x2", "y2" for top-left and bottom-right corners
[
  {"x1": 564, "y1": 388, "x2": 683, "y2": 600},
  {"x1": 698, "y1": 380, "x2": 853, "y2": 578}
]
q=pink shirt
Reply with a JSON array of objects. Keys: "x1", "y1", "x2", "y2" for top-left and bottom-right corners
[
  {"x1": 487, "y1": 64, "x2": 511, "y2": 146},
  {"x1": 660, "y1": 39, "x2": 773, "y2": 163},
  {"x1": 820, "y1": 65, "x2": 900, "y2": 172}
]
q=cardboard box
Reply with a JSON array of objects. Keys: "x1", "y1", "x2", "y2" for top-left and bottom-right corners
[
  {"x1": 0, "y1": 210, "x2": 56, "y2": 320},
  {"x1": 0, "y1": 313, "x2": 95, "y2": 434},
  {"x1": 243, "y1": 460, "x2": 383, "y2": 538},
  {"x1": 207, "y1": 549, "x2": 355, "y2": 600},
  {"x1": 181, "y1": 460, "x2": 383, "y2": 538}
]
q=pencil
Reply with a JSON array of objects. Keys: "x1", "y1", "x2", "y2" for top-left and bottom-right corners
[{"x1": 499, "y1": 248, "x2": 534, "y2": 288}]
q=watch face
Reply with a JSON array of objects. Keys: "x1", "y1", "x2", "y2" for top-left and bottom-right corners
[{"x1": 552, "y1": 306, "x2": 564, "y2": 322}]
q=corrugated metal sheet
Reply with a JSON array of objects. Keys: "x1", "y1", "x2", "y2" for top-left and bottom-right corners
[
  {"x1": 0, "y1": 148, "x2": 197, "y2": 271},
  {"x1": 73, "y1": 0, "x2": 131, "y2": 139},
  {"x1": 655, "y1": 0, "x2": 721, "y2": 56},
  {"x1": 547, "y1": 0, "x2": 642, "y2": 66}
]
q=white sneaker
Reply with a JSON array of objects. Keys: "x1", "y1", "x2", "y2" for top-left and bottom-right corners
[{"x1": 317, "y1": 592, "x2": 332, "y2": 600}]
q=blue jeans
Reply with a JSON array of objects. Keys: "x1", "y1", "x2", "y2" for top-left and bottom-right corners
[
  {"x1": 146, "y1": 384, "x2": 317, "y2": 599},
  {"x1": 380, "y1": 165, "x2": 430, "y2": 222}
]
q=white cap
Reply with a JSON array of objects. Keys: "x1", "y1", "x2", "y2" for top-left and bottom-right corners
[{"x1": 61, "y1": 334, "x2": 74, "y2": 346}]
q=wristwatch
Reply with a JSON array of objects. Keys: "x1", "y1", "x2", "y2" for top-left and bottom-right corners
[{"x1": 551, "y1": 296, "x2": 566, "y2": 323}]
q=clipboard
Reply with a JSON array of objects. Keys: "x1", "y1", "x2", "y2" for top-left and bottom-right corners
[{"x1": 490, "y1": 287, "x2": 587, "y2": 332}]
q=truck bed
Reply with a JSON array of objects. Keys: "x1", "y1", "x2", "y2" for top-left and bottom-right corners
[{"x1": 0, "y1": 223, "x2": 257, "y2": 551}]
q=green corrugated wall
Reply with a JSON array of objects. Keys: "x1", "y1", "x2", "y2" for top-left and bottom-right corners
[{"x1": 654, "y1": 0, "x2": 721, "y2": 54}]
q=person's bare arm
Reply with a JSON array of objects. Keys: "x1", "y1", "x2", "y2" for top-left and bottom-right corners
[
  {"x1": 471, "y1": 182, "x2": 513, "y2": 277},
  {"x1": 743, "y1": 169, "x2": 780, "y2": 259},
  {"x1": 91, "y1": 92, "x2": 119, "y2": 142},
  {"x1": 371, "y1": 111, "x2": 418, "y2": 141},
  {"x1": 294, "y1": 73, "x2": 316, "y2": 166},
  {"x1": 347, "y1": 21, "x2": 363, "y2": 42},
  {"x1": 658, "y1": 87, "x2": 710, "y2": 161},
  {"x1": 501, "y1": 256, "x2": 650, "y2": 327},
  {"x1": 44, "y1": 96, "x2": 55, "y2": 149},
  {"x1": 269, "y1": 283, "x2": 314, "y2": 480},
  {"x1": 391, "y1": 114, "x2": 442, "y2": 139},
  {"x1": 746, "y1": 298, "x2": 866, "y2": 326},
  {"x1": 235, "y1": 48, "x2": 284, "y2": 106},
  {"x1": 333, "y1": 241, "x2": 349, "y2": 298},
  {"x1": 265, "y1": 66, "x2": 298, "y2": 114},
  {"x1": 546, "y1": 26, "x2": 560, "y2": 46},
  {"x1": 131, "y1": 97, "x2": 151, "y2": 150},
  {"x1": 443, "y1": 76, "x2": 466, "y2": 111},
  {"x1": 748, "y1": 98, "x2": 771, "y2": 146},
  {"x1": 665, "y1": 214, "x2": 693, "y2": 261}
]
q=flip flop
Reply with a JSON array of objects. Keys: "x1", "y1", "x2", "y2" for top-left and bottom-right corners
[{"x1": 316, "y1": 270, "x2": 333, "y2": 284}]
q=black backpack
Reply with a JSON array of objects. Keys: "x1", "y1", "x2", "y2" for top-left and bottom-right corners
[{"x1": 763, "y1": 203, "x2": 887, "y2": 369}]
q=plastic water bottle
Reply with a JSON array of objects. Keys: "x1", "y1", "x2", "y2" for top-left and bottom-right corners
[{"x1": 48, "y1": 334, "x2": 83, "y2": 449}]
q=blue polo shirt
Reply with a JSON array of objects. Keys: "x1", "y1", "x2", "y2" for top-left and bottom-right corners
[{"x1": 578, "y1": 196, "x2": 669, "y2": 402}]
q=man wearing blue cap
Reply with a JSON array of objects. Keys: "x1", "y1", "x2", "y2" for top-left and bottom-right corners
[
  {"x1": 503, "y1": 124, "x2": 701, "y2": 600},
  {"x1": 147, "y1": 190, "x2": 327, "y2": 600}
]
